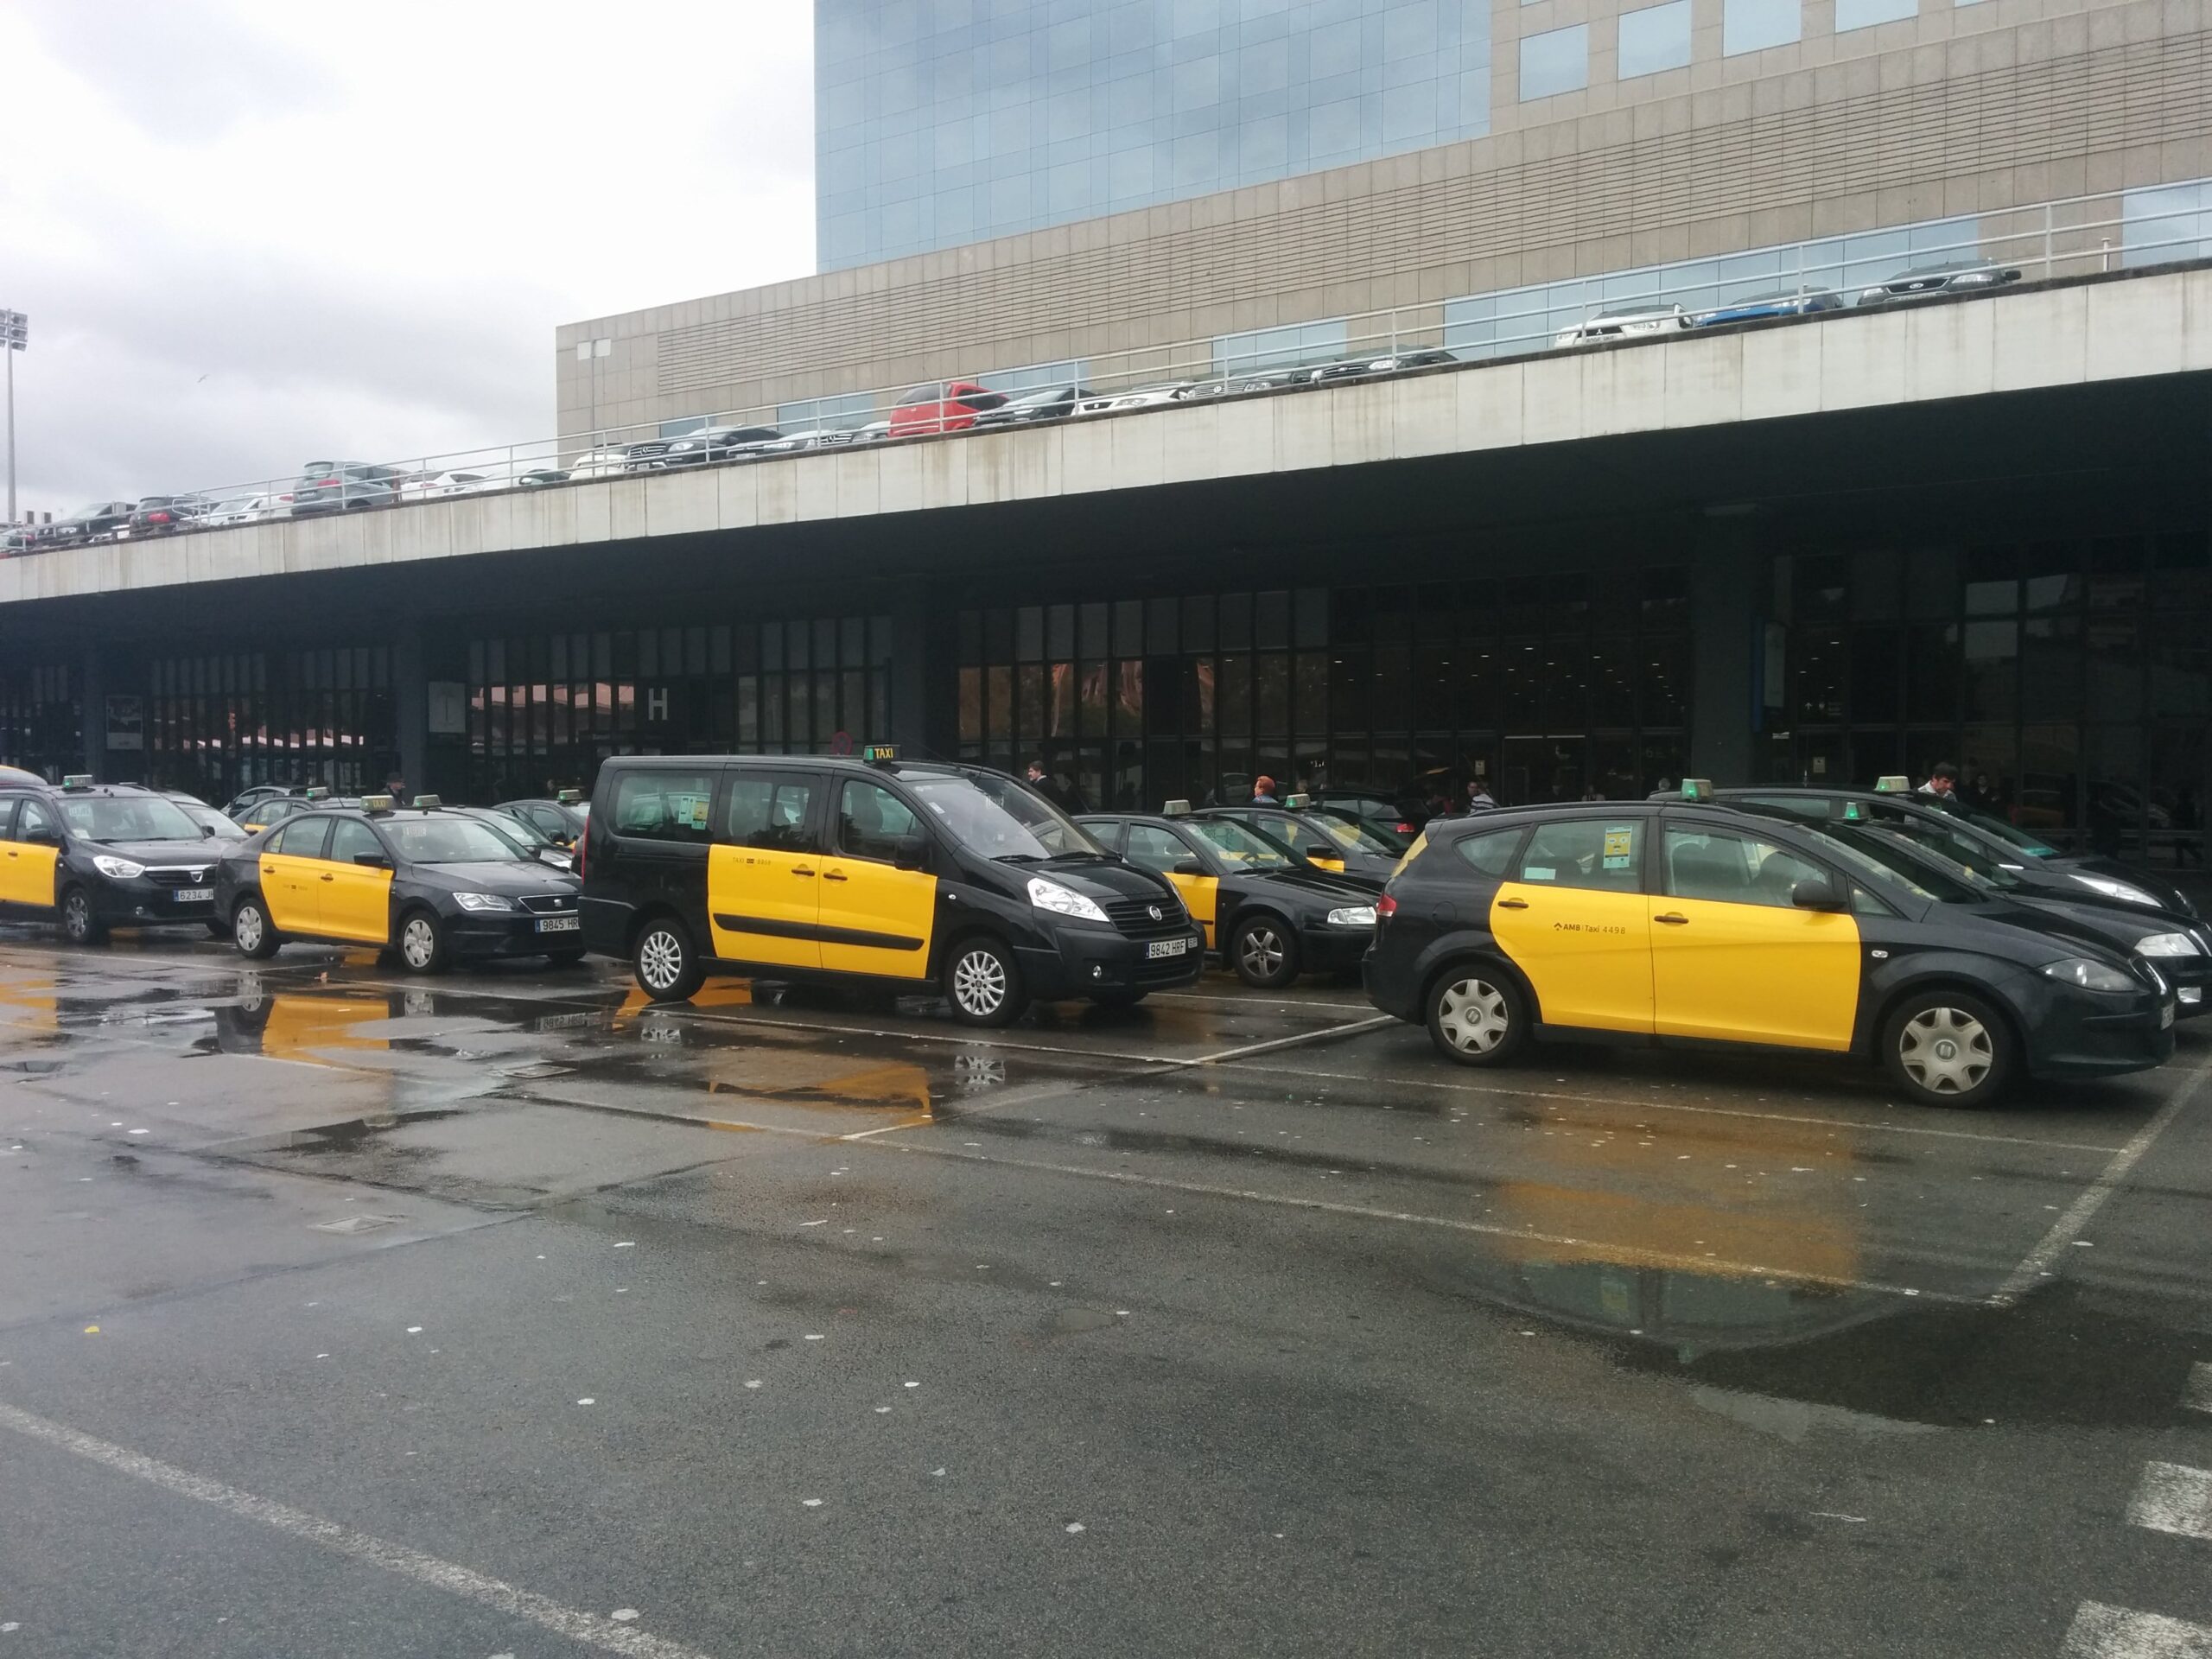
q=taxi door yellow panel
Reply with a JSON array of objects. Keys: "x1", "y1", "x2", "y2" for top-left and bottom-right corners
[
  {"x1": 0, "y1": 836, "x2": 58, "y2": 910},
  {"x1": 1488, "y1": 884, "x2": 1654, "y2": 1033},
  {"x1": 1166, "y1": 871, "x2": 1218, "y2": 949},
  {"x1": 1649, "y1": 899, "x2": 1860, "y2": 1050},
  {"x1": 257, "y1": 854, "x2": 320, "y2": 933},
  {"x1": 817, "y1": 859, "x2": 937, "y2": 979},
  {"x1": 320, "y1": 864, "x2": 395, "y2": 943},
  {"x1": 708, "y1": 843, "x2": 821, "y2": 969}
]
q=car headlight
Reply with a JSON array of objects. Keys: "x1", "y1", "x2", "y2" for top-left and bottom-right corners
[
  {"x1": 453, "y1": 891, "x2": 516, "y2": 912},
  {"x1": 1948, "y1": 270, "x2": 1995, "y2": 286},
  {"x1": 92, "y1": 855, "x2": 145, "y2": 879},
  {"x1": 1027, "y1": 876, "x2": 1108, "y2": 923},
  {"x1": 2071, "y1": 872, "x2": 2160, "y2": 906},
  {"x1": 2040, "y1": 957, "x2": 2137, "y2": 994},
  {"x1": 1326, "y1": 906, "x2": 1377, "y2": 927},
  {"x1": 1859, "y1": 287, "x2": 1885, "y2": 302},
  {"x1": 2136, "y1": 931, "x2": 2202, "y2": 958}
]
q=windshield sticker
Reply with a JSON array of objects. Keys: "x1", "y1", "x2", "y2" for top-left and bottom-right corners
[
  {"x1": 1602, "y1": 855, "x2": 1631, "y2": 869},
  {"x1": 1523, "y1": 866, "x2": 1556, "y2": 881},
  {"x1": 1602, "y1": 829, "x2": 1633, "y2": 859}
]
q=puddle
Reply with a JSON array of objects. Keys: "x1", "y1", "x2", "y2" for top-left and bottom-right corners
[{"x1": 278, "y1": 1109, "x2": 464, "y2": 1152}]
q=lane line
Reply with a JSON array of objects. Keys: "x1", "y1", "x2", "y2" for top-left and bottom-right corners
[
  {"x1": 877, "y1": 1140, "x2": 1979, "y2": 1305},
  {"x1": 1220, "y1": 1060, "x2": 2130, "y2": 1154},
  {"x1": 1183, "y1": 1015, "x2": 1396, "y2": 1065},
  {"x1": 2126, "y1": 1462, "x2": 2212, "y2": 1541},
  {"x1": 0, "y1": 1397, "x2": 720, "y2": 1659},
  {"x1": 2063, "y1": 1603, "x2": 2212, "y2": 1657},
  {"x1": 1988, "y1": 1048, "x2": 2212, "y2": 1306},
  {"x1": 2188, "y1": 1362, "x2": 2212, "y2": 1415}
]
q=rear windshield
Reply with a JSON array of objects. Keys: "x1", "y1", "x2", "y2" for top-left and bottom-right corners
[
  {"x1": 905, "y1": 772, "x2": 1099, "y2": 861},
  {"x1": 1187, "y1": 817, "x2": 1294, "y2": 870},
  {"x1": 58, "y1": 796, "x2": 202, "y2": 842}
]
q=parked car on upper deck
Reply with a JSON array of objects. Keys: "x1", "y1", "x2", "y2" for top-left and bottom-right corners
[
  {"x1": 38, "y1": 502, "x2": 137, "y2": 547},
  {"x1": 888, "y1": 380, "x2": 1009, "y2": 437},
  {"x1": 623, "y1": 426, "x2": 783, "y2": 469},
  {"x1": 123, "y1": 495, "x2": 216, "y2": 537},
  {"x1": 1855, "y1": 260, "x2": 2022, "y2": 306},
  {"x1": 973, "y1": 385, "x2": 1096, "y2": 428},
  {"x1": 1073, "y1": 383, "x2": 1198, "y2": 416},
  {"x1": 1694, "y1": 288, "x2": 1845, "y2": 326},
  {"x1": 564, "y1": 447, "x2": 636, "y2": 480},
  {"x1": 201, "y1": 491, "x2": 292, "y2": 526},
  {"x1": 397, "y1": 471, "x2": 499, "y2": 502},
  {"x1": 1553, "y1": 305, "x2": 1692, "y2": 347},
  {"x1": 291, "y1": 462, "x2": 409, "y2": 514},
  {"x1": 1307, "y1": 348, "x2": 1459, "y2": 385}
]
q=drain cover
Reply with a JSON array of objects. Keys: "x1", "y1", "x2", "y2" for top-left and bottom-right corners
[
  {"x1": 499, "y1": 1062, "x2": 574, "y2": 1080},
  {"x1": 311, "y1": 1214, "x2": 405, "y2": 1236}
]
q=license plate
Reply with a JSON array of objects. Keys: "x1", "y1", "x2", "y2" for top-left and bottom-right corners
[
  {"x1": 2161, "y1": 1001, "x2": 2175, "y2": 1028},
  {"x1": 537, "y1": 915, "x2": 581, "y2": 933},
  {"x1": 174, "y1": 888, "x2": 213, "y2": 904},
  {"x1": 1147, "y1": 938, "x2": 1189, "y2": 959}
]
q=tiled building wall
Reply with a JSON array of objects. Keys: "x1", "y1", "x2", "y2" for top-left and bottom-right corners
[{"x1": 557, "y1": 0, "x2": 2209, "y2": 440}]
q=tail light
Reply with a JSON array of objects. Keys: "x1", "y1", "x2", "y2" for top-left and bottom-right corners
[
  {"x1": 1395, "y1": 822, "x2": 1414, "y2": 836},
  {"x1": 1375, "y1": 893, "x2": 1396, "y2": 918}
]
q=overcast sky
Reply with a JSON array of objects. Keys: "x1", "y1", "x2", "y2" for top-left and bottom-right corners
[{"x1": 0, "y1": 0, "x2": 816, "y2": 517}]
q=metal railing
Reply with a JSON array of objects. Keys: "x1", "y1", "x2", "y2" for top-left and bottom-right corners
[{"x1": 7, "y1": 188, "x2": 2207, "y2": 553}]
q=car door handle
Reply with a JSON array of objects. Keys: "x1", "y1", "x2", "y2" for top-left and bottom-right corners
[
  {"x1": 1497, "y1": 896, "x2": 1529, "y2": 910},
  {"x1": 822, "y1": 869, "x2": 849, "y2": 881},
  {"x1": 790, "y1": 866, "x2": 815, "y2": 877},
  {"x1": 1655, "y1": 912, "x2": 1689, "y2": 925},
  {"x1": 320, "y1": 874, "x2": 336, "y2": 882}
]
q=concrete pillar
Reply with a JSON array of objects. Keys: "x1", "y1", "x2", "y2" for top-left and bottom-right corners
[
  {"x1": 393, "y1": 621, "x2": 428, "y2": 798},
  {"x1": 79, "y1": 642, "x2": 106, "y2": 779},
  {"x1": 890, "y1": 577, "x2": 958, "y2": 760},
  {"x1": 1689, "y1": 513, "x2": 1760, "y2": 786}
]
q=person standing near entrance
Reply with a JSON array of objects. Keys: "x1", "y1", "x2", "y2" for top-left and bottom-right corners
[
  {"x1": 1466, "y1": 780, "x2": 1498, "y2": 812},
  {"x1": 1916, "y1": 762, "x2": 1961, "y2": 801},
  {"x1": 1251, "y1": 775, "x2": 1281, "y2": 805}
]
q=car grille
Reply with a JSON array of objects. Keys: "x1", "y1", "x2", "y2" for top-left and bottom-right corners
[
  {"x1": 519, "y1": 893, "x2": 577, "y2": 915},
  {"x1": 142, "y1": 866, "x2": 215, "y2": 884},
  {"x1": 1102, "y1": 895, "x2": 1185, "y2": 938}
]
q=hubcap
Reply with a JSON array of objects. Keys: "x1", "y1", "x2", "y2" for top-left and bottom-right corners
[
  {"x1": 402, "y1": 918, "x2": 436, "y2": 969},
  {"x1": 639, "y1": 930, "x2": 683, "y2": 990},
  {"x1": 1899, "y1": 1007, "x2": 1993, "y2": 1095},
  {"x1": 1239, "y1": 926, "x2": 1285, "y2": 978},
  {"x1": 1437, "y1": 977, "x2": 1510, "y2": 1053},
  {"x1": 952, "y1": 949, "x2": 1007, "y2": 1015},
  {"x1": 235, "y1": 907, "x2": 263, "y2": 950},
  {"x1": 64, "y1": 894, "x2": 88, "y2": 938}
]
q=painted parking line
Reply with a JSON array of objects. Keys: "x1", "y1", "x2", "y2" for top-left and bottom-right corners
[
  {"x1": 2187, "y1": 1362, "x2": 2212, "y2": 1415},
  {"x1": 1180, "y1": 1014, "x2": 1397, "y2": 1066},
  {"x1": 1989, "y1": 1047, "x2": 2212, "y2": 1306},
  {"x1": 2063, "y1": 1602, "x2": 2212, "y2": 1657},
  {"x1": 2126, "y1": 1462, "x2": 2212, "y2": 1541},
  {"x1": 0, "y1": 1397, "x2": 720, "y2": 1659},
  {"x1": 1221, "y1": 1060, "x2": 2132, "y2": 1155}
]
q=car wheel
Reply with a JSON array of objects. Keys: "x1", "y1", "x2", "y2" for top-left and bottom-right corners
[
  {"x1": 633, "y1": 917, "x2": 702, "y2": 1003},
  {"x1": 944, "y1": 936, "x2": 1027, "y2": 1027},
  {"x1": 60, "y1": 887, "x2": 106, "y2": 946},
  {"x1": 1230, "y1": 914, "x2": 1300, "y2": 988},
  {"x1": 1883, "y1": 989, "x2": 2015, "y2": 1107},
  {"x1": 232, "y1": 895, "x2": 281, "y2": 960},
  {"x1": 1426, "y1": 966, "x2": 1529, "y2": 1067},
  {"x1": 397, "y1": 909, "x2": 448, "y2": 975}
]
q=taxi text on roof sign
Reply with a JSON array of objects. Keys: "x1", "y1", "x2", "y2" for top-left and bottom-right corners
[
  {"x1": 861, "y1": 745, "x2": 899, "y2": 762},
  {"x1": 1679, "y1": 778, "x2": 1713, "y2": 800},
  {"x1": 360, "y1": 794, "x2": 394, "y2": 812},
  {"x1": 60, "y1": 774, "x2": 93, "y2": 789}
]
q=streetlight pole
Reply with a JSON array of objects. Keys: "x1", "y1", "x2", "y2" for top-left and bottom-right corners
[{"x1": 1, "y1": 309, "x2": 24, "y2": 527}]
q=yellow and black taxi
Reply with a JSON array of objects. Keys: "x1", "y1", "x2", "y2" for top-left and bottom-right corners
[
  {"x1": 216, "y1": 795, "x2": 585, "y2": 971},
  {"x1": 1364, "y1": 785, "x2": 2176, "y2": 1107},
  {"x1": 1077, "y1": 804, "x2": 1380, "y2": 988},
  {"x1": 579, "y1": 752, "x2": 1202, "y2": 1024},
  {"x1": 0, "y1": 775, "x2": 245, "y2": 944},
  {"x1": 233, "y1": 788, "x2": 362, "y2": 836},
  {"x1": 498, "y1": 791, "x2": 588, "y2": 848},
  {"x1": 1194, "y1": 795, "x2": 1402, "y2": 887}
]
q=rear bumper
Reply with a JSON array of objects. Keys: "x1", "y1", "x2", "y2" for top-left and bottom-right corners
[
  {"x1": 1015, "y1": 925, "x2": 1205, "y2": 1001},
  {"x1": 1362, "y1": 934, "x2": 1423, "y2": 1022}
]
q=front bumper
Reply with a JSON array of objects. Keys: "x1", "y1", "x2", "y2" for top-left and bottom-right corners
[
  {"x1": 447, "y1": 911, "x2": 585, "y2": 958},
  {"x1": 1015, "y1": 925, "x2": 1205, "y2": 1001},
  {"x1": 86, "y1": 875, "x2": 221, "y2": 926},
  {"x1": 2024, "y1": 983, "x2": 2177, "y2": 1079}
]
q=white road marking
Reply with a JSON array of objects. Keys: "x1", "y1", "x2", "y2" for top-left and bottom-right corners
[
  {"x1": 1989, "y1": 1049, "x2": 2212, "y2": 1306},
  {"x1": 2187, "y1": 1362, "x2": 2212, "y2": 1415},
  {"x1": 0, "y1": 1397, "x2": 720, "y2": 1659},
  {"x1": 2126, "y1": 1462, "x2": 2212, "y2": 1541},
  {"x1": 2063, "y1": 1601, "x2": 2212, "y2": 1656},
  {"x1": 879, "y1": 1139, "x2": 1979, "y2": 1304},
  {"x1": 1182, "y1": 1015, "x2": 1396, "y2": 1065}
]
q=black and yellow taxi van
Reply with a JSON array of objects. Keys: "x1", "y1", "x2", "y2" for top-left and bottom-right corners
[
  {"x1": 580, "y1": 753, "x2": 1203, "y2": 1024},
  {"x1": 1077, "y1": 805, "x2": 1380, "y2": 988},
  {"x1": 1363, "y1": 785, "x2": 2176, "y2": 1107},
  {"x1": 0, "y1": 775, "x2": 244, "y2": 944},
  {"x1": 215, "y1": 796, "x2": 584, "y2": 970}
]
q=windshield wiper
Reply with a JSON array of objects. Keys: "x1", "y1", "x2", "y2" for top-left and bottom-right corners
[{"x1": 991, "y1": 852, "x2": 1046, "y2": 864}]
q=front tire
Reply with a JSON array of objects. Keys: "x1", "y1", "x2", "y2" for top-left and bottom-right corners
[
  {"x1": 1230, "y1": 914, "x2": 1300, "y2": 988},
  {"x1": 397, "y1": 909, "x2": 449, "y2": 975},
  {"x1": 1883, "y1": 989, "x2": 2015, "y2": 1107},
  {"x1": 232, "y1": 895, "x2": 281, "y2": 960},
  {"x1": 1426, "y1": 965, "x2": 1529, "y2": 1067},
  {"x1": 60, "y1": 887, "x2": 106, "y2": 946},
  {"x1": 944, "y1": 936, "x2": 1027, "y2": 1027},
  {"x1": 633, "y1": 916, "x2": 703, "y2": 1002}
]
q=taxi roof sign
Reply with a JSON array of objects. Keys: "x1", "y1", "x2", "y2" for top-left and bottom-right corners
[
  {"x1": 1162, "y1": 798, "x2": 1192, "y2": 817},
  {"x1": 555, "y1": 788, "x2": 582, "y2": 804},
  {"x1": 861, "y1": 745, "x2": 898, "y2": 763},
  {"x1": 303, "y1": 785, "x2": 329, "y2": 800},
  {"x1": 359, "y1": 794, "x2": 395, "y2": 813},
  {"x1": 1873, "y1": 775, "x2": 1910, "y2": 793},
  {"x1": 1679, "y1": 778, "x2": 1714, "y2": 801},
  {"x1": 1842, "y1": 801, "x2": 1866, "y2": 821},
  {"x1": 1283, "y1": 792, "x2": 1312, "y2": 809},
  {"x1": 410, "y1": 794, "x2": 442, "y2": 810},
  {"x1": 60, "y1": 773, "x2": 93, "y2": 790}
]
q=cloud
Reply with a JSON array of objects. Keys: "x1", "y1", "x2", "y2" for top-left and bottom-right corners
[{"x1": 0, "y1": 0, "x2": 816, "y2": 515}]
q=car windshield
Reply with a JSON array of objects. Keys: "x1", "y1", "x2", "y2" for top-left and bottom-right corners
[
  {"x1": 174, "y1": 801, "x2": 245, "y2": 836},
  {"x1": 58, "y1": 795, "x2": 204, "y2": 842},
  {"x1": 1188, "y1": 817, "x2": 1295, "y2": 870},
  {"x1": 382, "y1": 816, "x2": 530, "y2": 864},
  {"x1": 487, "y1": 810, "x2": 551, "y2": 848},
  {"x1": 905, "y1": 772, "x2": 1101, "y2": 861},
  {"x1": 63, "y1": 504, "x2": 109, "y2": 522},
  {"x1": 1795, "y1": 822, "x2": 1971, "y2": 904},
  {"x1": 1313, "y1": 814, "x2": 1401, "y2": 855},
  {"x1": 1946, "y1": 806, "x2": 2057, "y2": 857}
]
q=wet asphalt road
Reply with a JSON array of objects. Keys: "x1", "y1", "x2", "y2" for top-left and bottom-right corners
[{"x1": 1, "y1": 931, "x2": 2209, "y2": 1658}]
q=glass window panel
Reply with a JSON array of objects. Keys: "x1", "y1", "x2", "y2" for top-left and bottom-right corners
[
  {"x1": 1518, "y1": 24, "x2": 1587, "y2": 99},
  {"x1": 1723, "y1": 0, "x2": 1799, "y2": 54},
  {"x1": 1618, "y1": 0, "x2": 1691, "y2": 76},
  {"x1": 1835, "y1": 0, "x2": 1914, "y2": 29}
]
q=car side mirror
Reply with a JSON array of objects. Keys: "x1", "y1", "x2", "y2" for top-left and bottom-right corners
[
  {"x1": 1173, "y1": 859, "x2": 1204, "y2": 876},
  {"x1": 22, "y1": 826, "x2": 58, "y2": 847},
  {"x1": 353, "y1": 851, "x2": 393, "y2": 869},
  {"x1": 199, "y1": 823, "x2": 219, "y2": 837},
  {"x1": 1792, "y1": 876, "x2": 1848, "y2": 912},
  {"x1": 893, "y1": 833, "x2": 929, "y2": 872}
]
